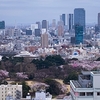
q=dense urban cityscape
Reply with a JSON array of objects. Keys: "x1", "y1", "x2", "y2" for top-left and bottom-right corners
[{"x1": 1, "y1": 2, "x2": 100, "y2": 100}]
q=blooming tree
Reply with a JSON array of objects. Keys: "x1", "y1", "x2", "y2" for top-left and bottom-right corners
[
  {"x1": 16, "y1": 72, "x2": 28, "y2": 80},
  {"x1": 0, "y1": 70, "x2": 9, "y2": 80},
  {"x1": 31, "y1": 82, "x2": 49, "y2": 91},
  {"x1": 69, "y1": 60, "x2": 100, "y2": 70}
]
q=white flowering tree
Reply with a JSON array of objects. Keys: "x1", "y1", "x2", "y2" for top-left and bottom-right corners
[
  {"x1": 16, "y1": 72, "x2": 28, "y2": 81},
  {"x1": 31, "y1": 82, "x2": 49, "y2": 91},
  {"x1": 69, "y1": 60, "x2": 100, "y2": 70},
  {"x1": 0, "y1": 70, "x2": 9, "y2": 80}
]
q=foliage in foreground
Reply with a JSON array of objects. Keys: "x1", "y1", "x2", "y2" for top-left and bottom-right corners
[{"x1": 22, "y1": 81, "x2": 30, "y2": 98}]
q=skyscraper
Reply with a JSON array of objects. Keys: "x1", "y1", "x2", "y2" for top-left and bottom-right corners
[
  {"x1": 42, "y1": 20, "x2": 48, "y2": 30},
  {"x1": 51, "y1": 19, "x2": 56, "y2": 30},
  {"x1": 98, "y1": 13, "x2": 100, "y2": 30},
  {"x1": 41, "y1": 33, "x2": 48, "y2": 48},
  {"x1": 75, "y1": 25, "x2": 83, "y2": 44},
  {"x1": 74, "y1": 8, "x2": 85, "y2": 32},
  {"x1": 57, "y1": 21, "x2": 64, "y2": 36},
  {"x1": 0, "y1": 21, "x2": 5, "y2": 37},
  {"x1": 0, "y1": 21, "x2": 5, "y2": 29},
  {"x1": 61, "y1": 14, "x2": 66, "y2": 26},
  {"x1": 36, "y1": 22, "x2": 41, "y2": 29},
  {"x1": 67, "y1": 14, "x2": 73, "y2": 31}
]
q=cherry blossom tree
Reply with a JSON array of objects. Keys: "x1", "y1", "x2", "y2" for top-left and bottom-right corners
[
  {"x1": 69, "y1": 60, "x2": 100, "y2": 70},
  {"x1": 31, "y1": 82, "x2": 49, "y2": 91},
  {"x1": 16, "y1": 72, "x2": 28, "y2": 81},
  {"x1": 0, "y1": 70, "x2": 9, "y2": 80}
]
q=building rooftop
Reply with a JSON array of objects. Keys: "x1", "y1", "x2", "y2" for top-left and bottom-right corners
[
  {"x1": 72, "y1": 80, "x2": 81, "y2": 88},
  {"x1": 91, "y1": 71, "x2": 100, "y2": 74}
]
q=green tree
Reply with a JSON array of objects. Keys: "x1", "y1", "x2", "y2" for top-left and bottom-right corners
[
  {"x1": 32, "y1": 55, "x2": 65, "y2": 69},
  {"x1": 63, "y1": 73, "x2": 78, "y2": 84},
  {"x1": 45, "y1": 55, "x2": 65, "y2": 66},
  {"x1": 44, "y1": 79, "x2": 62, "y2": 95},
  {"x1": 22, "y1": 81, "x2": 30, "y2": 98}
]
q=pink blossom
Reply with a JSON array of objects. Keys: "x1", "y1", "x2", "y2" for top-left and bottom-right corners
[
  {"x1": 16, "y1": 72, "x2": 28, "y2": 79},
  {"x1": 0, "y1": 70, "x2": 9, "y2": 80},
  {"x1": 70, "y1": 60, "x2": 100, "y2": 70}
]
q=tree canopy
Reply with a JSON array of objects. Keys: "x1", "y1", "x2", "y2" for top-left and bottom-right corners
[{"x1": 31, "y1": 55, "x2": 65, "y2": 69}]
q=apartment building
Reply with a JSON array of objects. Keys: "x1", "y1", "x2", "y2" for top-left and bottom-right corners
[{"x1": 0, "y1": 83, "x2": 22, "y2": 100}]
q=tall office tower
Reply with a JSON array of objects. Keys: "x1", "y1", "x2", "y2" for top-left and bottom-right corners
[
  {"x1": 0, "y1": 21, "x2": 5, "y2": 29},
  {"x1": 36, "y1": 22, "x2": 41, "y2": 29},
  {"x1": 61, "y1": 14, "x2": 66, "y2": 26},
  {"x1": 0, "y1": 21, "x2": 5, "y2": 37},
  {"x1": 42, "y1": 20, "x2": 48, "y2": 31},
  {"x1": 75, "y1": 25, "x2": 83, "y2": 44},
  {"x1": 41, "y1": 32, "x2": 48, "y2": 48},
  {"x1": 52, "y1": 19, "x2": 56, "y2": 30},
  {"x1": 57, "y1": 21, "x2": 64, "y2": 36},
  {"x1": 67, "y1": 14, "x2": 73, "y2": 31},
  {"x1": 98, "y1": 13, "x2": 100, "y2": 30},
  {"x1": 74, "y1": 8, "x2": 85, "y2": 32}
]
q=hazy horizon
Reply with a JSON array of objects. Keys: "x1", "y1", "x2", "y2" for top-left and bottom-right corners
[{"x1": 0, "y1": 0, "x2": 100, "y2": 25}]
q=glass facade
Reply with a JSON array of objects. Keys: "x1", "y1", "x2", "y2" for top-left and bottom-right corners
[
  {"x1": 75, "y1": 25, "x2": 83, "y2": 44},
  {"x1": 74, "y1": 8, "x2": 85, "y2": 32},
  {"x1": 69, "y1": 14, "x2": 73, "y2": 30},
  {"x1": 42, "y1": 20, "x2": 47, "y2": 30},
  {"x1": 0, "y1": 21, "x2": 5, "y2": 29},
  {"x1": 62, "y1": 14, "x2": 66, "y2": 26}
]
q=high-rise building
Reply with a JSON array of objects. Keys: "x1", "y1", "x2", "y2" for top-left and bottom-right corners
[
  {"x1": 26, "y1": 29, "x2": 32, "y2": 35},
  {"x1": 0, "y1": 21, "x2": 5, "y2": 29},
  {"x1": 35, "y1": 29, "x2": 41, "y2": 37},
  {"x1": 41, "y1": 33, "x2": 48, "y2": 48},
  {"x1": 36, "y1": 22, "x2": 41, "y2": 29},
  {"x1": 0, "y1": 21, "x2": 5, "y2": 37},
  {"x1": 57, "y1": 21, "x2": 64, "y2": 36},
  {"x1": 42, "y1": 20, "x2": 48, "y2": 30},
  {"x1": 67, "y1": 14, "x2": 73, "y2": 31},
  {"x1": 71, "y1": 37, "x2": 75, "y2": 44},
  {"x1": 75, "y1": 25, "x2": 83, "y2": 44},
  {"x1": 95, "y1": 25, "x2": 99, "y2": 33},
  {"x1": 61, "y1": 14, "x2": 66, "y2": 26},
  {"x1": 98, "y1": 13, "x2": 100, "y2": 30},
  {"x1": 74, "y1": 8, "x2": 85, "y2": 32},
  {"x1": 51, "y1": 19, "x2": 56, "y2": 30}
]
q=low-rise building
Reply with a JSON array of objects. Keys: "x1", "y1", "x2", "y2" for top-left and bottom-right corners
[
  {"x1": 70, "y1": 71, "x2": 100, "y2": 100},
  {"x1": 0, "y1": 83, "x2": 22, "y2": 100},
  {"x1": 34, "y1": 90, "x2": 52, "y2": 100}
]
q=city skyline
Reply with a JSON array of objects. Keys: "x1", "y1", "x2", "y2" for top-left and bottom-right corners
[{"x1": 0, "y1": 0, "x2": 100, "y2": 25}]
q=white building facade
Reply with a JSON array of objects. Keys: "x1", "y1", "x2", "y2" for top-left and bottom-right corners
[
  {"x1": 70, "y1": 71, "x2": 100, "y2": 100},
  {"x1": 34, "y1": 90, "x2": 52, "y2": 100},
  {"x1": 0, "y1": 84, "x2": 22, "y2": 100}
]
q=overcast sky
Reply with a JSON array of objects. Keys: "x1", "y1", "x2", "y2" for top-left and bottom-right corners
[{"x1": 0, "y1": 0, "x2": 100, "y2": 25}]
